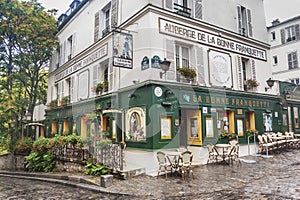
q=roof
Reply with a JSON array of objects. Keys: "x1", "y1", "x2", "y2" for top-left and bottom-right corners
[{"x1": 267, "y1": 15, "x2": 300, "y2": 29}]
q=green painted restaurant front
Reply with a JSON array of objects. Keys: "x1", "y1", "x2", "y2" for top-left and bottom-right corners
[{"x1": 45, "y1": 81, "x2": 293, "y2": 150}]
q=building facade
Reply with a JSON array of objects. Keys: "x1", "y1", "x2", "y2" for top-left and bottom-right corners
[{"x1": 46, "y1": 0, "x2": 286, "y2": 150}]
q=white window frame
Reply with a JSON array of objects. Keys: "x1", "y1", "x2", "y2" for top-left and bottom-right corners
[
  {"x1": 286, "y1": 26, "x2": 296, "y2": 42},
  {"x1": 288, "y1": 51, "x2": 298, "y2": 69},
  {"x1": 175, "y1": 44, "x2": 190, "y2": 68}
]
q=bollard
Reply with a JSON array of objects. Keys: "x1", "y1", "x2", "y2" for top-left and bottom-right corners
[{"x1": 100, "y1": 174, "x2": 113, "y2": 188}]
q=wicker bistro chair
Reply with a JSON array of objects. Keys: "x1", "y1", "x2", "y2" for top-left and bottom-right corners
[
  {"x1": 178, "y1": 151, "x2": 194, "y2": 181},
  {"x1": 207, "y1": 143, "x2": 220, "y2": 164},
  {"x1": 257, "y1": 135, "x2": 274, "y2": 154},
  {"x1": 226, "y1": 143, "x2": 241, "y2": 165},
  {"x1": 286, "y1": 132, "x2": 300, "y2": 148},
  {"x1": 156, "y1": 151, "x2": 172, "y2": 179}
]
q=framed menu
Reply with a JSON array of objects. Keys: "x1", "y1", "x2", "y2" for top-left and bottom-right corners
[
  {"x1": 206, "y1": 118, "x2": 214, "y2": 138},
  {"x1": 161, "y1": 116, "x2": 172, "y2": 139}
]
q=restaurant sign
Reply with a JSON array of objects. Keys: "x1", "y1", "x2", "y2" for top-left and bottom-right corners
[
  {"x1": 159, "y1": 18, "x2": 267, "y2": 61},
  {"x1": 55, "y1": 44, "x2": 108, "y2": 82},
  {"x1": 180, "y1": 93, "x2": 271, "y2": 109}
]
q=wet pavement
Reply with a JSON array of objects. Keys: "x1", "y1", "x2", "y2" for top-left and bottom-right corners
[{"x1": 0, "y1": 149, "x2": 300, "y2": 199}]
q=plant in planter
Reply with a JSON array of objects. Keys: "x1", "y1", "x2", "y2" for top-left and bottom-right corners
[
  {"x1": 218, "y1": 130, "x2": 237, "y2": 140},
  {"x1": 246, "y1": 129, "x2": 258, "y2": 138},
  {"x1": 102, "y1": 80, "x2": 109, "y2": 92},
  {"x1": 245, "y1": 79, "x2": 259, "y2": 89},
  {"x1": 61, "y1": 96, "x2": 70, "y2": 106},
  {"x1": 48, "y1": 99, "x2": 58, "y2": 109},
  {"x1": 177, "y1": 67, "x2": 197, "y2": 81}
]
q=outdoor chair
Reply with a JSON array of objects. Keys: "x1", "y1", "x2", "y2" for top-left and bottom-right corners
[
  {"x1": 258, "y1": 135, "x2": 275, "y2": 154},
  {"x1": 178, "y1": 150, "x2": 193, "y2": 181},
  {"x1": 156, "y1": 151, "x2": 172, "y2": 179},
  {"x1": 207, "y1": 143, "x2": 220, "y2": 164},
  {"x1": 226, "y1": 143, "x2": 241, "y2": 165},
  {"x1": 287, "y1": 132, "x2": 300, "y2": 148}
]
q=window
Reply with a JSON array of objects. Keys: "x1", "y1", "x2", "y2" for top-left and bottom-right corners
[
  {"x1": 294, "y1": 107, "x2": 299, "y2": 129},
  {"x1": 102, "y1": 5, "x2": 111, "y2": 37},
  {"x1": 273, "y1": 56, "x2": 278, "y2": 65},
  {"x1": 286, "y1": 26, "x2": 296, "y2": 42},
  {"x1": 290, "y1": 78, "x2": 299, "y2": 85},
  {"x1": 271, "y1": 31, "x2": 276, "y2": 40},
  {"x1": 175, "y1": 44, "x2": 190, "y2": 68},
  {"x1": 237, "y1": 5, "x2": 253, "y2": 37},
  {"x1": 281, "y1": 24, "x2": 300, "y2": 44},
  {"x1": 288, "y1": 51, "x2": 298, "y2": 69},
  {"x1": 165, "y1": 0, "x2": 201, "y2": 19}
]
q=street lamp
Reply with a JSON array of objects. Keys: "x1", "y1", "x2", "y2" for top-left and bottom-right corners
[
  {"x1": 25, "y1": 111, "x2": 32, "y2": 137},
  {"x1": 159, "y1": 58, "x2": 171, "y2": 79}
]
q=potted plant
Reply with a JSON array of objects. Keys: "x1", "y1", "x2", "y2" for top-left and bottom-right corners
[
  {"x1": 95, "y1": 82, "x2": 103, "y2": 94},
  {"x1": 48, "y1": 99, "x2": 58, "y2": 109},
  {"x1": 246, "y1": 129, "x2": 258, "y2": 138},
  {"x1": 245, "y1": 79, "x2": 259, "y2": 89},
  {"x1": 218, "y1": 130, "x2": 237, "y2": 141},
  {"x1": 102, "y1": 80, "x2": 108, "y2": 92},
  {"x1": 61, "y1": 96, "x2": 70, "y2": 106},
  {"x1": 177, "y1": 67, "x2": 197, "y2": 81}
]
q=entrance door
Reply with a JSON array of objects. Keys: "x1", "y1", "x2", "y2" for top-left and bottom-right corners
[{"x1": 186, "y1": 110, "x2": 202, "y2": 146}]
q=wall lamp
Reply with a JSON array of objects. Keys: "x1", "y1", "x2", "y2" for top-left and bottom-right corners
[
  {"x1": 159, "y1": 58, "x2": 171, "y2": 79},
  {"x1": 265, "y1": 78, "x2": 275, "y2": 92}
]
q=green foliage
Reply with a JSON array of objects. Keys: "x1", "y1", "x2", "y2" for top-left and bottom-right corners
[
  {"x1": 246, "y1": 129, "x2": 259, "y2": 138},
  {"x1": 14, "y1": 137, "x2": 33, "y2": 154},
  {"x1": 245, "y1": 79, "x2": 259, "y2": 88},
  {"x1": 0, "y1": 0, "x2": 59, "y2": 145},
  {"x1": 25, "y1": 151, "x2": 56, "y2": 172},
  {"x1": 0, "y1": 136, "x2": 10, "y2": 153},
  {"x1": 85, "y1": 160, "x2": 110, "y2": 176},
  {"x1": 218, "y1": 130, "x2": 237, "y2": 139},
  {"x1": 177, "y1": 67, "x2": 197, "y2": 80}
]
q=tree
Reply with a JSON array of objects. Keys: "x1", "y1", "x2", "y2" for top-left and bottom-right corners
[{"x1": 0, "y1": 0, "x2": 58, "y2": 149}]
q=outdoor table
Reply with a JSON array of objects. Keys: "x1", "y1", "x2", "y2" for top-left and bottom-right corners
[{"x1": 215, "y1": 144, "x2": 231, "y2": 165}]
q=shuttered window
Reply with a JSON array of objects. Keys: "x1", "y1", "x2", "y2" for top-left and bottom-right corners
[
  {"x1": 94, "y1": 12, "x2": 100, "y2": 42},
  {"x1": 237, "y1": 5, "x2": 253, "y2": 37},
  {"x1": 281, "y1": 24, "x2": 300, "y2": 44},
  {"x1": 288, "y1": 51, "x2": 298, "y2": 69},
  {"x1": 194, "y1": 0, "x2": 202, "y2": 20}
]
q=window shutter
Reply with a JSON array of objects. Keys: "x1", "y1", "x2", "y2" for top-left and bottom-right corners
[
  {"x1": 59, "y1": 44, "x2": 63, "y2": 66},
  {"x1": 294, "y1": 52, "x2": 298, "y2": 68},
  {"x1": 295, "y1": 24, "x2": 300, "y2": 40},
  {"x1": 247, "y1": 9, "x2": 253, "y2": 37},
  {"x1": 250, "y1": 59, "x2": 256, "y2": 80},
  {"x1": 194, "y1": 0, "x2": 202, "y2": 20},
  {"x1": 72, "y1": 33, "x2": 76, "y2": 57},
  {"x1": 94, "y1": 12, "x2": 100, "y2": 42},
  {"x1": 108, "y1": 63, "x2": 113, "y2": 91},
  {"x1": 70, "y1": 76, "x2": 74, "y2": 103},
  {"x1": 288, "y1": 53, "x2": 292, "y2": 69},
  {"x1": 165, "y1": 39, "x2": 175, "y2": 80},
  {"x1": 280, "y1": 29, "x2": 286, "y2": 44},
  {"x1": 236, "y1": 56, "x2": 243, "y2": 90},
  {"x1": 92, "y1": 65, "x2": 98, "y2": 96},
  {"x1": 165, "y1": 0, "x2": 174, "y2": 11},
  {"x1": 111, "y1": 0, "x2": 118, "y2": 28},
  {"x1": 237, "y1": 6, "x2": 242, "y2": 35},
  {"x1": 63, "y1": 41, "x2": 66, "y2": 64},
  {"x1": 196, "y1": 46, "x2": 205, "y2": 85}
]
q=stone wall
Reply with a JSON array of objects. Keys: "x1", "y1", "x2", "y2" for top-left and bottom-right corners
[
  {"x1": 55, "y1": 160, "x2": 86, "y2": 173},
  {"x1": 0, "y1": 153, "x2": 13, "y2": 170}
]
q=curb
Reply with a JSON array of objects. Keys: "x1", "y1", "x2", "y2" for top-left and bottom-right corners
[{"x1": 0, "y1": 171, "x2": 134, "y2": 197}]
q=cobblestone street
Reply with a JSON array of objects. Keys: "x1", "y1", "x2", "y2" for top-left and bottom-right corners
[{"x1": 0, "y1": 149, "x2": 300, "y2": 199}]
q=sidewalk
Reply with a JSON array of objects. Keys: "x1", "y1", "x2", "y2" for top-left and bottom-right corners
[{"x1": 0, "y1": 148, "x2": 299, "y2": 199}]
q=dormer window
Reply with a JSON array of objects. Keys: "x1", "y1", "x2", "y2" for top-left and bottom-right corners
[
  {"x1": 281, "y1": 25, "x2": 300, "y2": 44},
  {"x1": 164, "y1": 0, "x2": 202, "y2": 20},
  {"x1": 237, "y1": 5, "x2": 253, "y2": 37}
]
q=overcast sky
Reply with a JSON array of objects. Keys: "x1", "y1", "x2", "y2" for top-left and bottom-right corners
[{"x1": 38, "y1": 0, "x2": 300, "y2": 26}]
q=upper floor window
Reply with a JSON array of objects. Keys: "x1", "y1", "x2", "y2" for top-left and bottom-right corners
[
  {"x1": 237, "y1": 5, "x2": 253, "y2": 37},
  {"x1": 175, "y1": 44, "x2": 190, "y2": 68},
  {"x1": 67, "y1": 35, "x2": 73, "y2": 61},
  {"x1": 281, "y1": 24, "x2": 300, "y2": 44},
  {"x1": 288, "y1": 51, "x2": 298, "y2": 69},
  {"x1": 271, "y1": 31, "x2": 276, "y2": 40},
  {"x1": 164, "y1": 0, "x2": 202, "y2": 20},
  {"x1": 291, "y1": 78, "x2": 299, "y2": 85},
  {"x1": 273, "y1": 56, "x2": 278, "y2": 65}
]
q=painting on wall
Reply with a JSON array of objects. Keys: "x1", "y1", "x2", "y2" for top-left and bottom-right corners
[
  {"x1": 263, "y1": 113, "x2": 272, "y2": 132},
  {"x1": 125, "y1": 107, "x2": 146, "y2": 142},
  {"x1": 113, "y1": 31, "x2": 133, "y2": 69}
]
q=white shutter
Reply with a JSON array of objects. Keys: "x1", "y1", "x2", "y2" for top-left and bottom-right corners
[
  {"x1": 72, "y1": 33, "x2": 76, "y2": 57},
  {"x1": 250, "y1": 59, "x2": 256, "y2": 80},
  {"x1": 194, "y1": 0, "x2": 202, "y2": 20},
  {"x1": 165, "y1": 0, "x2": 174, "y2": 11},
  {"x1": 59, "y1": 44, "x2": 63, "y2": 66},
  {"x1": 281, "y1": 29, "x2": 286, "y2": 44},
  {"x1": 247, "y1": 9, "x2": 253, "y2": 37},
  {"x1": 196, "y1": 46, "x2": 205, "y2": 85},
  {"x1": 94, "y1": 12, "x2": 100, "y2": 42},
  {"x1": 236, "y1": 56, "x2": 243, "y2": 90},
  {"x1": 108, "y1": 62, "x2": 113, "y2": 91},
  {"x1": 295, "y1": 24, "x2": 300, "y2": 40},
  {"x1": 237, "y1": 6, "x2": 242, "y2": 35},
  {"x1": 165, "y1": 39, "x2": 175, "y2": 80},
  {"x1": 70, "y1": 76, "x2": 74, "y2": 103},
  {"x1": 92, "y1": 65, "x2": 98, "y2": 96},
  {"x1": 63, "y1": 41, "x2": 66, "y2": 64},
  {"x1": 111, "y1": 0, "x2": 118, "y2": 28}
]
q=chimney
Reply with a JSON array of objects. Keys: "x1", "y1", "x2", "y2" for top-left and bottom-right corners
[{"x1": 271, "y1": 19, "x2": 280, "y2": 26}]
